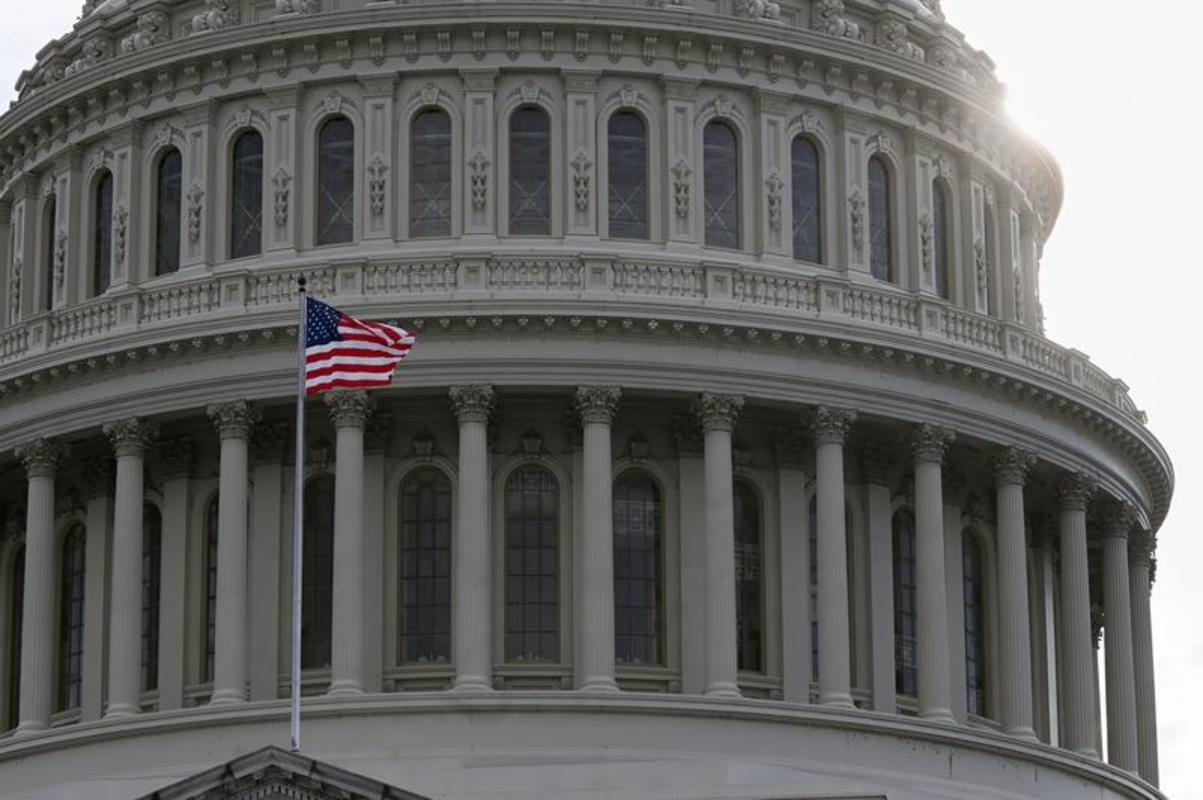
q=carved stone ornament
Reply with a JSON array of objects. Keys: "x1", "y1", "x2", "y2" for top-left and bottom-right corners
[
  {"x1": 626, "y1": 432, "x2": 651, "y2": 461},
  {"x1": 419, "y1": 83, "x2": 441, "y2": 106},
  {"x1": 9, "y1": 257, "x2": 21, "y2": 321},
  {"x1": 909, "y1": 423, "x2": 956, "y2": 463},
  {"x1": 671, "y1": 157, "x2": 692, "y2": 220},
  {"x1": 519, "y1": 81, "x2": 541, "y2": 104},
  {"x1": 859, "y1": 444, "x2": 895, "y2": 486},
  {"x1": 64, "y1": 37, "x2": 110, "y2": 78},
  {"x1": 272, "y1": 167, "x2": 291, "y2": 227},
  {"x1": 190, "y1": 0, "x2": 239, "y2": 35},
  {"x1": 411, "y1": 430, "x2": 437, "y2": 460},
  {"x1": 120, "y1": 11, "x2": 169, "y2": 54},
  {"x1": 53, "y1": 230, "x2": 67, "y2": 290},
  {"x1": 186, "y1": 182, "x2": 204, "y2": 243},
  {"x1": 468, "y1": 150, "x2": 490, "y2": 211},
  {"x1": 1012, "y1": 266, "x2": 1024, "y2": 322},
  {"x1": 848, "y1": 187, "x2": 866, "y2": 253},
  {"x1": 276, "y1": 0, "x2": 318, "y2": 15},
  {"x1": 618, "y1": 84, "x2": 639, "y2": 108},
  {"x1": 694, "y1": 392, "x2": 744, "y2": 433},
  {"x1": 993, "y1": 446, "x2": 1036, "y2": 486},
  {"x1": 325, "y1": 389, "x2": 374, "y2": 429},
  {"x1": 765, "y1": 172, "x2": 784, "y2": 232},
  {"x1": 1102, "y1": 499, "x2": 1138, "y2": 540},
  {"x1": 918, "y1": 211, "x2": 933, "y2": 279},
  {"x1": 772, "y1": 425, "x2": 808, "y2": 469},
  {"x1": 250, "y1": 422, "x2": 289, "y2": 464},
  {"x1": 81, "y1": 456, "x2": 112, "y2": 499},
  {"x1": 519, "y1": 429, "x2": 543, "y2": 456},
  {"x1": 570, "y1": 150, "x2": 592, "y2": 213},
  {"x1": 735, "y1": 0, "x2": 781, "y2": 21},
  {"x1": 14, "y1": 437, "x2": 65, "y2": 479},
  {"x1": 114, "y1": 204, "x2": 128, "y2": 265},
  {"x1": 671, "y1": 414, "x2": 703, "y2": 458},
  {"x1": 811, "y1": 0, "x2": 863, "y2": 41},
  {"x1": 103, "y1": 417, "x2": 159, "y2": 458},
  {"x1": 1058, "y1": 472, "x2": 1096, "y2": 512},
  {"x1": 973, "y1": 236, "x2": 988, "y2": 302},
  {"x1": 449, "y1": 384, "x2": 495, "y2": 424},
  {"x1": 207, "y1": 400, "x2": 259, "y2": 440},
  {"x1": 367, "y1": 155, "x2": 388, "y2": 218},
  {"x1": 575, "y1": 385, "x2": 621, "y2": 426},
  {"x1": 809, "y1": 406, "x2": 857, "y2": 445},
  {"x1": 156, "y1": 437, "x2": 195, "y2": 479},
  {"x1": 875, "y1": 17, "x2": 923, "y2": 62}
]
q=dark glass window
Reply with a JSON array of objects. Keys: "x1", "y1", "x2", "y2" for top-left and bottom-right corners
[
  {"x1": 141, "y1": 504, "x2": 161, "y2": 693},
  {"x1": 6, "y1": 548, "x2": 22, "y2": 730},
  {"x1": 409, "y1": 110, "x2": 452, "y2": 238},
  {"x1": 43, "y1": 196, "x2": 56, "y2": 311},
  {"x1": 58, "y1": 525, "x2": 86, "y2": 711},
  {"x1": 303, "y1": 476, "x2": 335, "y2": 669},
  {"x1": 734, "y1": 480, "x2": 761, "y2": 673},
  {"x1": 607, "y1": 112, "x2": 649, "y2": 240},
  {"x1": 963, "y1": 530, "x2": 987, "y2": 716},
  {"x1": 399, "y1": 468, "x2": 452, "y2": 664},
  {"x1": 808, "y1": 496, "x2": 857, "y2": 682},
  {"x1": 893, "y1": 509, "x2": 918, "y2": 698},
  {"x1": 613, "y1": 471, "x2": 662, "y2": 665},
  {"x1": 791, "y1": 137, "x2": 821, "y2": 263},
  {"x1": 504, "y1": 466, "x2": 559, "y2": 662},
  {"x1": 508, "y1": 107, "x2": 551, "y2": 235},
  {"x1": 155, "y1": 149, "x2": 182, "y2": 274},
  {"x1": 203, "y1": 496, "x2": 218, "y2": 682},
  {"x1": 704, "y1": 121, "x2": 740, "y2": 249},
  {"x1": 933, "y1": 180, "x2": 951, "y2": 299},
  {"x1": 984, "y1": 203, "x2": 996, "y2": 316},
  {"x1": 317, "y1": 117, "x2": 355, "y2": 245},
  {"x1": 230, "y1": 131, "x2": 263, "y2": 259},
  {"x1": 869, "y1": 157, "x2": 892, "y2": 282},
  {"x1": 93, "y1": 171, "x2": 113, "y2": 295}
]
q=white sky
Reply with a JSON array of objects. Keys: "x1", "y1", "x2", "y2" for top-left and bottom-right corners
[{"x1": 0, "y1": 0, "x2": 1198, "y2": 796}]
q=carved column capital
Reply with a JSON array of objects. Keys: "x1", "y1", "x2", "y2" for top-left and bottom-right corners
[
  {"x1": 324, "y1": 390, "x2": 373, "y2": 429},
  {"x1": 102, "y1": 417, "x2": 158, "y2": 458},
  {"x1": 993, "y1": 446, "x2": 1036, "y2": 487},
  {"x1": 671, "y1": 414, "x2": 703, "y2": 458},
  {"x1": 575, "y1": 386, "x2": 621, "y2": 426},
  {"x1": 156, "y1": 437, "x2": 195, "y2": 479},
  {"x1": 250, "y1": 423, "x2": 289, "y2": 464},
  {"x1": 14, "y1": 437, "x2": 65, "y2": 478},
  {"x1": 808, "y1": 406, "x2": 857, "y2": 446},
  {"x1": 207, "y1": 400, "x2": 259, "y2": 440},
  {"x1": 909, "y1": 423, "x2": 956, "y2": 464},
  {"x1": 449, "y1": 384, "x2": 496, "y2": 425},
  {"x1": 694, "y1": 392, "x2": 744, "y2": 433},
  {"x1": 1058, "y1": 472, "x2": 1096, "y2": 512},
  {"x1": 1102, "y1": 499, "x2": 1138, "y2": 541}
]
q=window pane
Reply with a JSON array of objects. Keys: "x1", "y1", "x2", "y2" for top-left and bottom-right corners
[
  {"x1": 43, "y1": 197, "x2": 56, "y2": 311},
  {"x1": 203, "y1": 496, "x2": 218, "y2": 681},
  {"x1": 984, "y1": 204, "x2": 996, "y2": 316},
  {"x1": 704, "y1": 122, "x2": 739, "y2": 249},
  {"x1": 613, "y1": 471, "x2": 662, "y2": 665},
  {"x1": 6, "y1": 549, "x2": 23, "y2": 730},
  {"x1": 734, "y1": 480, "x2": 761, "y2": 673},
  {"x1": 155, "y1": 149, "x2": 182, "y2": 274},
  {"x1": 509, "y1": 107, "x2": 551, "y2": 235},
  {"x1": 505, "y1": 466, "x2": 558, "y2": 662},
  {"x1": 399, "y1": 468, "x2": 453, "y2": 664},
  {"x1": 230, "y1": 132, "x2": 263, "y2": 259},
  {"x1": 963, "y1": 531, "x2": 986, "y2": 716},
  {"x1": 791, "y1": 137, "x2": 821, "y2": 263},
  {"x1": 303, "y1": 477, "x2": 335, "y2": 669},
  {"x1": 58, "y1": 525, "x2": 86, "y2": 711},
  {"x1": 93, "y1": 172, "x2": 113, "y2": 295},
  {"x1": 141, "y1": 504, "x2": 161, "y2": 692},
  {"x1": 317, "y1": 117, "x2": 355, "y2": 245},
  {"x1": 869, "y1": 157, "x2": 892, "y2": 282},
  {"x1": 933, "y1": 180, "x2": 951, "y2": 299},
  {"x1": 607, "y1": 112, "x2": 648, "y2": 240},
  {"x1": 410, "y1": 110, "x2": 452, "y2": 238},
  {"x1": 893, "y1": 510, "x2": 917, "y2": 698}
]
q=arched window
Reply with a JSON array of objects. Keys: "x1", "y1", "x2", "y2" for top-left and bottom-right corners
[
  {"x1": 983, "y1": 201, "x2": 996, "y2": 316},
  {"x1": 963, "y1": 529, "x2": 987, "y2": 716},
  {"x1": 504, "y1": 465, "x2": 559, "y2": 662},
  {"x1": 317, "y1": 117, "x2": 355, "y2": 245},
  {"x1": 868, "y1": 156, "x2": 892, "y2": 283},
  {"x1": 791, "y1": 136, "x2": 821, "y2": 263},
  {"x1": 932, "y1": 179, "x2": 952, "y2": 300},
  {"x1": 141, "y1": 504, "x2": 161, "y2": 692},
  {"x1": 613, "y1": 471, "x2": 662, "y2": 665},
  {"x1": 202, "y1": 496, "x2": 218, "y2": 682},
  {"x1": 892, "y1": 509, "x2": 918, "y2": 698},
  {"x1": 509, "y1": 107, "x2": 551, "y2": 235},
  {"x1": 807, "y1": 496, "x2": 857, "y2": 681},
  {"x1": 5, "y1": 548, "x2": 22, "y2": 730},
  {"x1": 409, "y1": 109, "x2": 452, "y2": 238},
  {"x1": 398, "y1": 468, "x2": 452, "y2": 664},
  {"x1": 704, "y1": 121, "x2": 740, "y2": 249},
  {"x1": 302, "y1": 476, "x2": 335, "y2": 669},
  {"x1": 93, "y1": 171, "x2": 113, "y2": 296},
  {"x1": 734, "y1": 480, "x2": 761, "y2": 673},
  {"x1": 58, "y1": 524, "x2": 86, "y2": 711},
  {"x1": 42, "y1": 196, "x2": 56, "y2": 311},
  {"x1": 607, "y1": 111, "x2": 649, "y2": 240},
  {"x1": 155, "y1": 149, "x2": 182, "y2": 275},
  {"x1": 230, "y1": 131, "x2": 263, "y2": 259}
]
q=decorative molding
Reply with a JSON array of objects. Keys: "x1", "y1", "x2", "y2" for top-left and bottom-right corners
[
  {"x1": 671, "y1": 157, "x2": 692, "y2": 220},
  {"x1": 207, "y1": 400, "x2": 258, "y2": 440},
  {"x1": 467, "y1": 150, "x2": 489, "y2": 211},
  {"x1": 848, "y1": 187, "x2": 866, "y2": 254},
  {"x1": 102, "y1": 417, "x2": 157, "y2": 458},
  {"x1": 14, "y1": 437, "x2": 65, "y2": 478},
  {"x1": 670, "y1": 414, "x2": 703, "y2": 458},
  {"x1": 771, "y1": 425, "x2": 807, "y2": 469},
  {"x1": 250, "y1": 422, "x2": 288, "y2": 464},
  {"x1": 765, "y1": 172, "x2": 784, "y2": 232},
  {"x1": 190, "y1": 0, "x2": 239, "y2": 35},
  {"x1": 993, "y1": 445, "x2": 1036, "y2": 486},
  {"x1": 113, "y1": 204, "x2": 128, "y2": 265},
  {"x1": 694, "y1": 392, "x2": 743, "y2": 433},
  {"x1": 918, "y1": 211, "x2": 933, "y2": 281},
  {"x1": 909, "y1": 423, "x2": 956, "y2": 464},
  {"x1": 364, "y1": 410, "x2": 393, "y2": 453},
  {"x1": 324, "y1": 389, "x2": 373, "y2": 429},
  {"x1": 186, "y1": 182, "x2": 204, "y2": 242},
  {"x1": 570, "y1": 150, "x2": 591, "y2": 213},
  {"x1": 156, "y1": 436, "x2": 195, "y2": 479},
  {"x1": 809, "y1": 406, "x2": 856, "y2": 446},
  {"x1": 272, "y1": 167, "x2": 291, "y2": 227},
  {"x1": 367, "y1": 155, "x2": 388, "y2": 218},
  {"x1": 120, "y1": 11, "x2": 170, "y2": 54},
  {"x1": 574, "y1": 385, "x2": 621, "y2": 426},
  {"x1": 811, "y1": 0, "x2": 863, "y2": 41},
  {"x1": 449, "y1": 384, "x2": 495, "y2": 424},
  {"x1": 1058, "y1": 472, "x2": 1096, "y2": 513}
]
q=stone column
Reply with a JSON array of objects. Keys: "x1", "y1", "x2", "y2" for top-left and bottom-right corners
[
  {"x1": 1057, "y1": 474, "x2": 1098, "y2": 758},
  {"x1": 206, "y1": 401, "x2": 256, "y2": 705},
  {"x1": 696, "y1": 393, "x2": 744, "y2": 698},
  {"x1": 102, "y1": 418, "x2": 156, "y2": 718},
  {"x1": 575, "y1": 386, "x2": 622, "y2": 692},
  {"x1": 325, "y1": 390, "x2": 372, "y2": 696},
  {"x1": 809, "y1": 406, "x2": 856, "y2": 708},
  {"x1": 910, "y1": 424, "x2": 956, "y2": 723},
  {"x1": 993, "y1": 446, "x2": 1037, "y2": 740},
  {"x1": 1129, "y1": 533, "x2": 1159, "y2": 786},
  {"x1": 14, "y1": 438, "x2": 62, "y2": 733},
  {"x1": 449, "y1": 385, "x2": 495, "y2": 691},
  {"x1": 1102, "y1": 502, "x2": 1138, "y2": 772}
]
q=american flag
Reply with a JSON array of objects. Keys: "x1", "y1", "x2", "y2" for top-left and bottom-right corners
[{"x1": 304, "y1": 297, "x2": 415, "y2": 395}]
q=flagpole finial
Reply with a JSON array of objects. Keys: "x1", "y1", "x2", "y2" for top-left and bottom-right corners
[{"x1": 298, "y1": 276, "x2": 307, "y2": 292}]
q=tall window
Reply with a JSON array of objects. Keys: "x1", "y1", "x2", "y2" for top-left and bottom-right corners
[
  {"x1": 43, "y1": 196, "x2": 56, "y2": 311},
  {"x1": 6, "y1": 549, "x2": 22, "y2": 730},
  {"x1": 203, "y1": 496, "x2": 218, "y2": 682},
  {"x1": 141, "y1": 504, "x2": 162, "y2": 693},
  {"x1": 409, "y1": 109, "x2": 452, "y2": 238},
  {"x1": 398, "y1": 468, "x2": 452, "y2": 664},
  {"x1": 504, "y1": 466, "x2": 559, "y2": 662},
  {"x1": 93, "y1": 171, "x2": 113, "y2": 296},
  {"x1": 509, "y1": 107, "x2": 551, "y2": 235},
  {"x1": 317, "y1": 117, "x2": 355, "y2": 245},
  {"x1": 932, "y1": 179, "x2": 952, "y2": 299},
  {"x1": 613, "y1": 471, "x2": 662, "y2": 665},
  {"x1": 892, "y1": 510, "x2": 918, "y2": 698},
  {"x1": 734, "y1": 480, "x2": 762, "y2": 673},
  {"x1": 607, "y1": 112, "x2": 649, "y2": 240},
  {"x1": 155, "y1": 148, "x2": 182, "y2": 274},
  {"x1": 791, "y1": 137, "x2": 821, "y2": 263},
  {"x1": 963, "y1": 530, "x2": 986, "y2": 716},
  {"x1": 704, "y1": 121, "x2": 740, "y2": 249},
  {"x1": 983, "y1": 202, "x2": 996, "y2": 315},
  {"x1": 868, "y1": 156, "x2": 892, "y2": 282},
  {"x1": 230, "y1": 131, "x2": 263, "y2": 259},
  {"x1": 58, "y1": 525, "x2": 86, "y2": 712},
  {"x1": 808, "y1": 496, "x2": 857, "y2": 681},
  {"x1": 303, "y1": 476, "x2": 335, "y2": 669}
]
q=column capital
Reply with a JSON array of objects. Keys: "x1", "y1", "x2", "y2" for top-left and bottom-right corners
[
  {"x1": 102, "y1": 417, "x2": 158, "y2": 458},
  {"x1": 156, "y1": 437, "x2": 195, "y2": 479},
  {"x1": 1102, "y1": 499, "x2": 1138, "y2": 540},
  {"x1": 324, "y1": 390, "x2": 373, "y2": 429},
  {"x1": 671, "y1": 414, "x2": 704, "y2": 457},
  {"x1": 1057, "y1": 472, "x2": 1096, "y2": 512},
  {"x1": 207, "y1": 400, "x2": 259, "y2": 440},
  {"x1": 909, "y1": 424, "x2": 956, "y2": 464},
  {"x1": 14, "y1": 437, "x2": 65, "y2": 479},
  {"x1": 1128, "y1": 529, "x2": 1156, "y2": 571},
  {"x1": 694, "y1": 393, "x2": 744, "y2": 433},
  {"x1": 575, "y1": 386, "x2": 621, "y2": 426},
  {"x1": 993, "y1": 446, "x2": 1036, "y2": 487},
  {"x1": 808, "y1": 406, "x2": 857, "y2": 446},
  {"x1": 250, "y1": 422, "x2": 289, "y2": 464},
  {"x1": 449, "y1": 384, "x2": 496, "y2": 424}
]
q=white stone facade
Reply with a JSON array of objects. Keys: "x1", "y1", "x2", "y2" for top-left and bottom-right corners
[{"x1": 0, "y1": 1, "x2": 1170, "y2": 798}]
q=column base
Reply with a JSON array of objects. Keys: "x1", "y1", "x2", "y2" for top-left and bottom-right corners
[
  {"x1": 209, "y1": 688, "x2": 247, "y2": 706},
  {"x1": 918, "y1": 708, "x2": 957, "y2": 725},
  {"x1": 451, "y1": 676, "x2": 494, "y2": 693},
  {"x1": 819, "y1": 692, "x2": 856, "y2": 710},
  {"x1": 705, "y1": 681, "x2": 742, "y2": 699},
  {"x1": 103, "y1": 702, "x2": 140, "y2": 720},
  {"x1": 13, "y1": 720, "x2": 49, "y2": 736},
  {"x1": 1004, "y1": 725, "x2": 1039, "y2": 743},
  {"x1": 326, "y1": 680, "x2": 365, "y2": 697},
  {"x1": 578, "y1": 677, "x2": 621, "y2": 694},
  {"x1": 1071, "y1": 745, "x2": 1100, "y2": 760}
]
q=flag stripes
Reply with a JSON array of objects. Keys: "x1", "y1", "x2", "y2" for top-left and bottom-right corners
[{"x1": 303, "y1": 297, "x2": 415, "y2": 395}]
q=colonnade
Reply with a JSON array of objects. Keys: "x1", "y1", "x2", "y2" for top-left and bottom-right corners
[{"x1": 5, "y1": 388, "x2": 1160, "y2": 785}]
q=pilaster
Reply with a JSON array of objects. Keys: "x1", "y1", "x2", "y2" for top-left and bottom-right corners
[
  {"x1": 564, "y1": 71, "x2": 599, "y2": 237},
  {"x1": 461, "y1": 70, "x2": 497, "y2": 237},
  {"x1": 664, "y1": 78, "x2": 699, "y2": 244},
  {"x1": 249, "y1": 423, "x2": 287, "y2": 701},
  {"x1": 265, "y1": 88, "x2": 301, "y2": 254},
  {"x1": 155, "y1": 437, "x2": 193, "y2": 711},
  {"x1": 361, "y1": 76, "x2": 397, "y2": 242}
]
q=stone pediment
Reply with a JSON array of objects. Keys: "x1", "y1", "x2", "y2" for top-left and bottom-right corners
[{"x1": 138, "y1": 745, "x2": 430, "y2": 800}]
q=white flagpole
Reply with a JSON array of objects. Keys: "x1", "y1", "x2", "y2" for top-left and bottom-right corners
[{"x1": 290, "y1": 277, "x2": 308, "y2": 752}]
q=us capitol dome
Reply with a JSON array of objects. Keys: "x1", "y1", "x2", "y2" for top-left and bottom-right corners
[{"x1": 0, "y1": 0, "x2": 1172, "y2": 798}]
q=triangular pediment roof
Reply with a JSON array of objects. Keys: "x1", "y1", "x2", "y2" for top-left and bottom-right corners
[{"x1": 137, "y1": 745, "x2": 431, "y2": 800}]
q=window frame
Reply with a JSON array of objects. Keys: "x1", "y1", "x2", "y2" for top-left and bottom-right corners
[
  {"x1": 605, "y1": 110, "x2": 651, "y2": 242},
  {"x1": 91, "y1": 169, "x2": 114, "y2": 297},
  {"x1": 141, "y1": 502, "x2": 162, "y2": 693},
  {"x1": 612, "y1": 468, "x2": 664, "y2": 667},
  {"x1": 868, "y1": 155, "x2": 895, "y2": 284},
  {"x1": 407, "y1": 107, "x2": 455, "y2": 240},
  {"x1": 57, "y1": 524, "x2": 86, "y2": 713},
  {"x1": 505, "y1": 104, "x2": 554, "y2": 238},
  {"x1": 41, "y1": 194, "x2": 56, "y2": 311},
  {"x1": 314, "y1": 115, "x2": 357, "y2": 247},
  {"x1": 228, "y1": 129, "x2": 265, "y2": 261},
  {"x1": 701, "y1": 118, "x2": 743, "y2": 251},
  {"x1": 932, "y1": 177, "x2": 954, "y2": 300},
  {"x1": 790, "y1": 135, "x2": 823, "y2": 264},
  {"x1": 152, "y1": 147, "x2": 183, "y2": 276},
  {"x1": 301, "y1": 475, "x2": 336, "y2": 672},
  {"x1": 733, "y1": 478, "x2": 764, "y2": 675},
  {"x1": 892, "y1": 508, "x2": 918, "y2": 700},
  {"x1": 397, "y1": 465, "x2": 454, "y2": 666}
]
